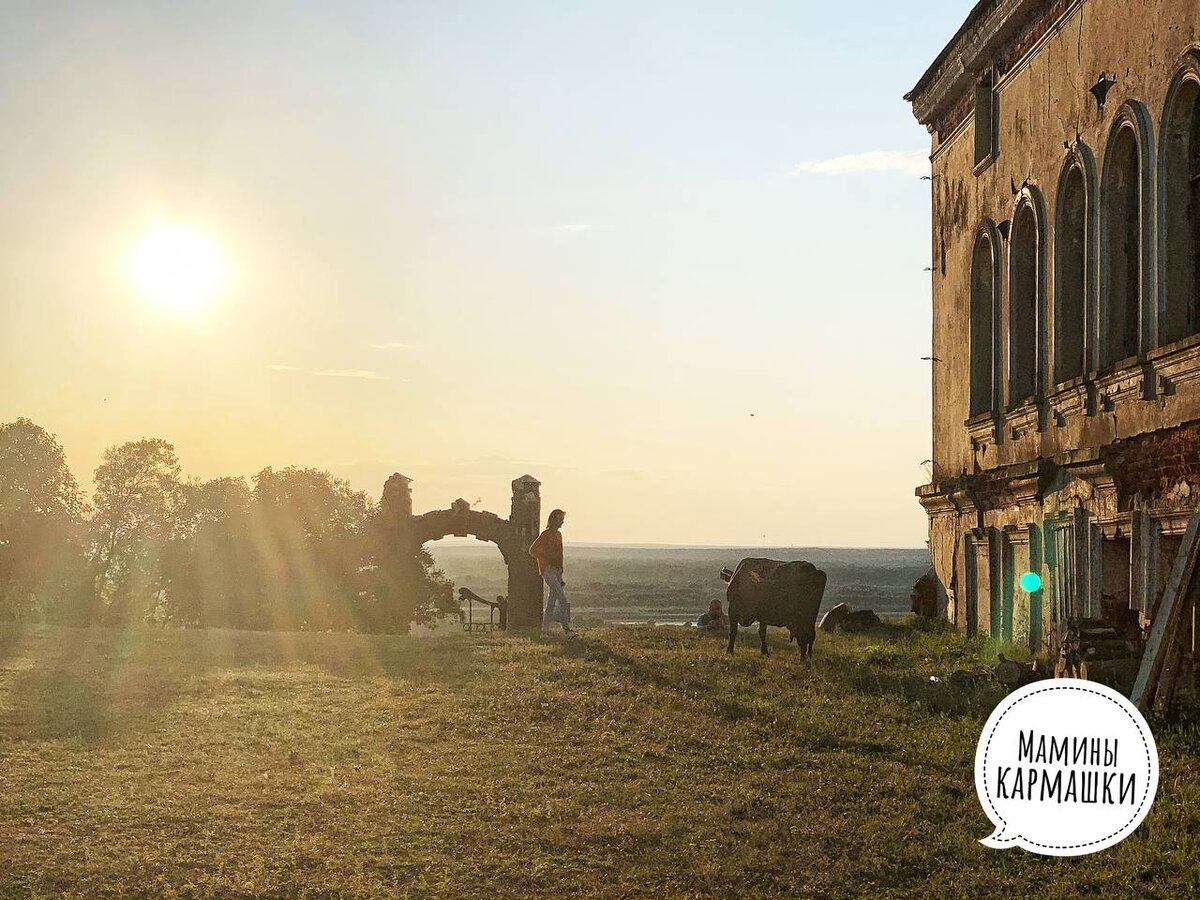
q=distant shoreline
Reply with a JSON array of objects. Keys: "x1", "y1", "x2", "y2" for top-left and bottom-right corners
[
  {"x1": 429, "y1": 544, "x2": 930, "y2": 622},
  {"x1": 434, "y1": 542, "x2": 929, "y2": 552}
]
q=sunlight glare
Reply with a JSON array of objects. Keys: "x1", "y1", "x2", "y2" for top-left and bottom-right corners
[{"x1": 130, "y1": 225, "x2": 226, "y2": 313}]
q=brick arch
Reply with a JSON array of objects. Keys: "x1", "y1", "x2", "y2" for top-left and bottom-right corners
[
  {"x1": 380, "y1": 473, "x2": 545, "y2": 628},
  {"x1": 409, "y1": 505, "x2": 523, "y2": 564}
]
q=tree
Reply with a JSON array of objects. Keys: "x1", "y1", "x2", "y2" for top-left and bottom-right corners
[
  {"x1": 401, "y1": 546, "x2": 457, "y2": 629},
  {"x1": 249, "y1": 466, "x2": 454, "y2": 633},
  {"x1": 251, "y1": 467, "x2": 373, "y2": 630},
  {"x1": 364, "y1": 481, "x2": 458, "y2": 633},
  {"x1": 0, "y1": 419, "x2": 88, "y2": 620},
  {"x1": 89, "y1": 438, "x2": 184, "y2": 623},
  {"x1": 161, "y1": 476, "x2": 259, "y2": 628},
  {"x1": 2, "y1": 423, "x2": 462, "y2": 633}
]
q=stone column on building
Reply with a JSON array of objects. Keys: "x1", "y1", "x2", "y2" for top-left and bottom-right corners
[{"x1": 507, "y1": 475, "x2": 544, "y2": 628}]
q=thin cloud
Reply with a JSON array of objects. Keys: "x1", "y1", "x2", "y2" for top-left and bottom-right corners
[
  {"x1": 366, "y1": 341, "x2": 407, "y2": 350},
  {"x1": 793, "y1": 149, "x2": 929, "y2": 177},
  {"x1": 314, "y1": 369, "x2": 384, "y2": 380},
  {"x1": 550, "y1": 222, "x2": 593, "y2": 233},
  {"x1": 267, "y1": 364, "x2": 388, "y2": 381}
]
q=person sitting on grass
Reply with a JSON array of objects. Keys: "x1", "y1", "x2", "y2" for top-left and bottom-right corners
[
  {"x1": 696, "y1": 598, "x2": 729, "y2": 632},
  {"x1": 528, "y1": 508, "x2": 576, "y2": 639}
]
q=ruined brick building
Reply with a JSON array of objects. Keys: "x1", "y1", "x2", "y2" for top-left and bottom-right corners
[{"x1": 907, "y1": 0, "x2": 1200, "y2": 654}]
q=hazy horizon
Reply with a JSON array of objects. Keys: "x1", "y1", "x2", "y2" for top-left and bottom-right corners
[
  {"x1": 429, "y1": 542, "x2": 931, "y2": 623},
  {"x1": 433, "y1": 537, "x2": 928, "y2": 551}
]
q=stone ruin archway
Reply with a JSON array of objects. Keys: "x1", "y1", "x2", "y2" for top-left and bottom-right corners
[{"x1": 379, "y1": 472, "x2": 544, "y2": 628}]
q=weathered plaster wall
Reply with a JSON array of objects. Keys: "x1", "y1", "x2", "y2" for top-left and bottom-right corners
[{"x1": 929, "y1": 0, "x2": 1200, "y2": 481}]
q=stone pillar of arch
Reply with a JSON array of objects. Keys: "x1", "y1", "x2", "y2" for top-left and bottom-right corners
[
  {"x1": 381, "y1": 472, "x2": 414, "y2": 519},
  {"x1": 507, "y1": 475, "x2": 544, "y2": 628}
]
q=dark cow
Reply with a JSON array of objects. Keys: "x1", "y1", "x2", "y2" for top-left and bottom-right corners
[{"x1": 720, "y1": 558, "x2": 827, "y2": 659}]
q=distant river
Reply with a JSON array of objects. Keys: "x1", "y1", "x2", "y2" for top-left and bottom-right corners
[{"x1": 427, "y1": 543, "x2": 931, "y2": 625}]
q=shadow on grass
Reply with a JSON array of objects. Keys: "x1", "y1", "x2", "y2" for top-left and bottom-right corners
[
  {"x1": 815, "y1": 635, "x2": 1006, "y2": 720},
  {"x1": 837, "y1": 620, "x2": 912, "y2": 642},
  {"x1": 839, "y1": 666, "x2": 1008, "y2": 719},
  {"x1": 0, "y1": 621, "x2": 29, "y2": 662},
  {"x1": 553, "y1": 631, "x2": 793, "y2": 723},
  {"x1": 181, "y1": 627, "x2": 486, "y2": 683},
  {"x1": 1, "y1": 625, "x2": 488, "y2": 745},
  {"x1": 549, "y1": 630, "x2": 972, "y2": 772},
  {"x1": 556, "y1": 633, "x2": 693, "y2": 691},
  {"x1": 5, "y1": 626, "x2": 134, "y2": 743}
]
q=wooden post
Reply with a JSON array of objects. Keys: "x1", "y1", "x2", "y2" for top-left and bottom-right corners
[
  {"x1": 1132, "y1": 510, "x2": 1152, "y2": 618},
  {"x1": 1159, "y1": 625, "x2": 1185, "y2": 709},
  {"x1": 1131, "y1": 514, "x2": 1200, "y2": 711},
  {"x1": 1091, "y1": 524, "x2": 1105, "y2": 619},
  {"x1": 1073, "y1": 506, "x2": 1091, "y2": 620}
]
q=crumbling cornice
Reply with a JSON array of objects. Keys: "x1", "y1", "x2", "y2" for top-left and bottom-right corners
[{"x1": 905, "y1": 0, "x2": 1049, "y2": 127}]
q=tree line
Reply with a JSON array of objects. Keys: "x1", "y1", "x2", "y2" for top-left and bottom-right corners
[{"x1": 0, "y1": 418, "x2": 456, "y2": 631}]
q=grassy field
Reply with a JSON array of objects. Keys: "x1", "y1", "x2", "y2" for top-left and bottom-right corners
[{"x1": 1, "y1": 622, "x2": 1199, "y2": 899}]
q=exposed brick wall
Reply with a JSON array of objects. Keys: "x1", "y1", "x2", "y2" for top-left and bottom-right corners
[
  {"x1": 937, "y1": 420, "x2": 1200, "y2": 510},
  {"x1": 938, "y1": 91, "x2": 975, "y2": 141},
  {"x1": 996, "y1": 0, "x2": 1075, "y2": 72},
  {"x1": 933, "y1": 0, "x2": 1075, "y2": 140},
  {"x1": 1102, "y1": 422, "x2": 1200, "y2": 504}
]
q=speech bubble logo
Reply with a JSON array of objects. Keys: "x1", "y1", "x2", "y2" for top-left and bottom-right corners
[{"x1": 975, "y1": 678, "x2": 1158, "y2": 857}]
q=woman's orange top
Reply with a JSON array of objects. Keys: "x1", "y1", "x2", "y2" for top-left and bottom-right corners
[{"x1": 528, "y1": 529, "x2": 563, "y2": 574}]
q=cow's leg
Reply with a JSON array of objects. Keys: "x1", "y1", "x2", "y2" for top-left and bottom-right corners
[
  {"x1": 790, "y1": 624, "x2": 809, "y2": 661},
  {"x1": 759, "y1": 621, "x2": 769, "y2": 656},
  {"x1": 726, "y1": 620, "x2": 738, "y2": 655}
]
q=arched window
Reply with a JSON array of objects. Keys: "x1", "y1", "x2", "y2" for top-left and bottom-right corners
[
  {"x1": 1009, "y1": 200, "x2": 1041, "y2": 403},
  {"x1": 1055, "y1": 162, "x2": 1088, "y2": 382},
  {"x1": 970, "y1": 230, "x2": 996, "y2": 416},
  {"x1": 1162, "y1": 65, "x2": 1200, "y2": 344},
  {"x1": 1102, "y1": 123, "x2": 1143, "y2": 366}
]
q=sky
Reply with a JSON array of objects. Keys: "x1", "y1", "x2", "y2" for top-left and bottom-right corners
[{"x1": 0, "y1": 0, "x2": 975, "y2": 547}]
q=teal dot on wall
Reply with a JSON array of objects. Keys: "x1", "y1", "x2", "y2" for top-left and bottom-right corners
[{"x1": 1019, "y1": 571, "x2": 1042, "y2": 593}]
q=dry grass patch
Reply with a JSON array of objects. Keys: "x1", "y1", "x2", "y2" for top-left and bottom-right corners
[{"x1": 0, "y1": 623, "x2": 1198, "y2": 898}]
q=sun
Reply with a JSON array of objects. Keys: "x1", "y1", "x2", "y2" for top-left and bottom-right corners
[{"x1": 130, "y1": 225, "x2": 226, "y2": 313}]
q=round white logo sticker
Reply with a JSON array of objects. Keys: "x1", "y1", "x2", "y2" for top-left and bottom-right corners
[{"x1": 974, "y1": 678, "x2": 1159, "y2": 857}]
